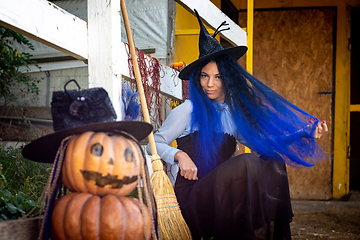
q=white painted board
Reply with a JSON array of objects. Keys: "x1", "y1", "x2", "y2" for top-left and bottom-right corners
[
  {"x1": 175, "y1": 0, "x2": 247, "y2": 47},
  {"x1": 0, "y1": 0, "x2": 88, "y2": 60}
]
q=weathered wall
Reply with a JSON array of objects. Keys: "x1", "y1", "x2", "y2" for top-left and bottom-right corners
[
  {"x1": 19, "y1": 67, "x2": 89, "y2": 108},
  {"x1": 0, "y1": 67, "x2": 88, "y2": 141},
  {"x1": 231, "y1": 0, "x2": 360, "y2": 199},
  {"x1": 239, "y1": 8, "x2": 334, "y2": 199}
]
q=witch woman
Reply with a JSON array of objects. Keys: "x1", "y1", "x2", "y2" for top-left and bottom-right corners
[{"x1": 147, "y1": 10, "x2": 328, "y2": 240}]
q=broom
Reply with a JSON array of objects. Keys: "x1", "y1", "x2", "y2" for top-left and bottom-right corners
[{"x1": 120, "y1": 1, "x2": 192, "y2": 239}]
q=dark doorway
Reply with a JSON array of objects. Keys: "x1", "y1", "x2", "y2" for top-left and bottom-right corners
[{"x1": 350, "y1": 7, "x2": 360, "y2": 190}]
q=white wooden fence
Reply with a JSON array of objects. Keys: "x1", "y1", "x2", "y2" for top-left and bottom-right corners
[{"x1": 0, "y1": 0, "x2": 246, "y2": 119}]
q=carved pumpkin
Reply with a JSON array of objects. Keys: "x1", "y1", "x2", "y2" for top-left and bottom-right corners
[
  {"x1": 51, "y1": 192, "x2": 151, "y2": 240},
  {"x1": 62, "y1": 131, "x2": 142, "y2": 197}
]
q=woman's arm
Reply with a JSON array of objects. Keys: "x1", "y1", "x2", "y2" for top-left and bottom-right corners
[
  {"x1": 174, "y1": 151, "x2": 198, "y2": 180},
  {"x1": 146, "y1": 100, "x2": 199, "y2": 180},
  {"x1": 146, "y1": 100, "x2": 192, "y2": 165},
  {"x1": 273, "y1": 118, "x2": 329, "y2": 145}
]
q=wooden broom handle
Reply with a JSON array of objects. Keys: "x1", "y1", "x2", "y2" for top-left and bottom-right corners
[{"x1": 121, "y1": 0, "x2": 158, "y2": 156}]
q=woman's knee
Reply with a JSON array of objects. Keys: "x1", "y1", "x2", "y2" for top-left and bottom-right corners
[
  {"x1": 216, "y1": 153, "x2": 260, "y2": 182},
  {"x1": 231, "y1": 153, "x2": 261, "y2": 170}
]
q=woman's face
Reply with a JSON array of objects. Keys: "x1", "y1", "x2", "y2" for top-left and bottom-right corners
[{"x1": 200, "y1": 61, "x2": 226, "y2": 104}]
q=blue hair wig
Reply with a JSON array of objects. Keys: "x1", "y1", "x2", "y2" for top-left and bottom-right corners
[
  {"x1": 189, "y1": 54, "x2": 326, "y2": 177},
  {"x1": 189, "y1": 68, "x2": 225, "y2": 177}
]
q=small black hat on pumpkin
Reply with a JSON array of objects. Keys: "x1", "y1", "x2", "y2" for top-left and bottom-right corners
[
  {"x1": 22, "y1": 79, "x2": 152, "y2": 163},
  {"x1": 178, "y1": 9, "x2": 248, "y2": 80}
]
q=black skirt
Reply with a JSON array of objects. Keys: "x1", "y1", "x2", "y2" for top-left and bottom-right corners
[{"x1": 174, "y1": 133, "x2": 293, "y2": 240}]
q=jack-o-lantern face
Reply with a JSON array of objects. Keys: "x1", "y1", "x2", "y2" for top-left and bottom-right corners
[{"x1": 62, "y1": 131, "x2": 142, "y2": 197}]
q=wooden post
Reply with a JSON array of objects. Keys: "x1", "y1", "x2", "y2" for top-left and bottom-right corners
[
  {"x1": 245, "y1": 0, "x2": 254, "y2": 154},
  {"x1": 87, "y1": 0, "x2": 123, "y2": 119},
  {"x1": 246, "y1": 0, "x2": 254, "y2": 75}
]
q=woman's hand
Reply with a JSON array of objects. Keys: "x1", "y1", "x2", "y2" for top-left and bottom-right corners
[
  {"x1": 175, "y1": 151, "x2": 198, "y2": 180},
  {"x1": 315, "y1": 120, "x2": 328, "y2": 139}
]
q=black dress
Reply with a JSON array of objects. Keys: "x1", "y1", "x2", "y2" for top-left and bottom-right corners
[{"x1": 174, "y1": 132, "x2": 293, "y2": 240}]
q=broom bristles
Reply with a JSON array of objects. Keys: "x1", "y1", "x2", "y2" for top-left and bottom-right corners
[{"x1": 151, "y1": 156, "x2": 192, "y2": 240}]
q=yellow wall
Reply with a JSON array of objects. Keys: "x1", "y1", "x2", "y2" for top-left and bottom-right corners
[
  {"x1": 173, "y1": 6, "x2": 199, "y2": 66},
  {"x1": 173, "y1": 1, "x2": 220, "y2": 67},
  {"x1": 174, "y1": 0, "x2": 360, "y2": 198}
]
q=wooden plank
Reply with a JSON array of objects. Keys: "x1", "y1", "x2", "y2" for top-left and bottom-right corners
[
  {"x1": 19, "y1": 60, "x2": 87, "y2": 73},
  {"x1": 175, "y1": 0, "x2": 247, "y2": 47},
  {"x1": 159, "y1": 66, "x2": 182, "y2": 100},
  {"x1": 0, "y1": 217, "x2": 41, "y2": 240},
  {"x1": 350, "y1": 104, "x2": 360, "y2": 112},
  {"x1": 20, "y1": 43, "x2": 183, "y2": 100},
  {"x1": 333, "y1": 2, "x2": 350, "y2": 199},
  {"x1": 0, "y1": 106, "x2": 52, "y2": 119},
  {"x1": 0, "y1": 0, "x2": 87, "y2": 60}
]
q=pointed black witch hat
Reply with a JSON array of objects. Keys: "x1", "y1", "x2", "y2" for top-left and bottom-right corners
[{"x1": 178, "y1": 9, "x2": 247, "y2": 80}]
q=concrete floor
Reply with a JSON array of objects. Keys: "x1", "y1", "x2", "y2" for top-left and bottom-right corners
[{"x1": 290, "y1": 190, "x2": 360, "y2": 239}]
